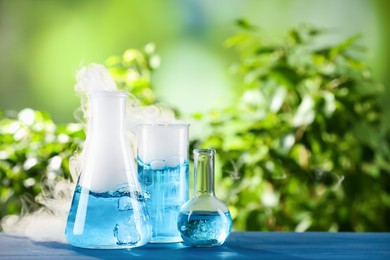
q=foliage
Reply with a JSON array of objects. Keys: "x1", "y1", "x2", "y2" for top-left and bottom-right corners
[
  {"x1": 1, "y1": 25, "x2": 390, "y2": 233},
  {"x1": 0, "y1": 45, "x2": 159, "y2": 223},
  {"x1": 193, "y1": 21, "x2": 390, "y2": 231},
  {"x1": 104, "y1": 42, "x2": 160, "y2": 105},
  {"x1": 0, "y1": 109, "x2": 84, "y2": 219}
]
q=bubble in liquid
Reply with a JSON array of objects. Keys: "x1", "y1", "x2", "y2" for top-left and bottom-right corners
[
  {"x1": 166, "y1": 156, "x2": 180, "y2": 168},
  {"x1": 177, "y1": 211, "x2": 232, "y2": 247},
  {"x1": 118, "y1": 197, "x2": 134, "y2": 211},
  {"x1": 150, "y1": 160, "x2": 166, "y2": 170},
  {"x1": 143, "y1": 191, "x2": 151, "y2": 200},
  {"x1": 113, "y1": 215, "x2": 140, "y2": 245}
]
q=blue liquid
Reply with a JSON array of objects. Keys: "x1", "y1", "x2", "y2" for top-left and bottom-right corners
[
  {"x1": 138, "y1": 159, "x2": 189, "y2": 242},
  {"x1": 177, "y1": 211, "x2": 232, "y2": 247},
  {"x1": 65, "y1": 185, "x2": 152, "y2": 249}
]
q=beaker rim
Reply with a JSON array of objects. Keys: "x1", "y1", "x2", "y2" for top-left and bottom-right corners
[
  {"x1": 133, "y1": 122, "x2": 190, "y2": 128},
  {"x1": 87, "y1": 90, "x2": 129, "y2": 97}
]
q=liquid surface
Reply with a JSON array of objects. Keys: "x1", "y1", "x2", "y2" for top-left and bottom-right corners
[
  {"x1": 138, "y1": 159, "x2": 189, "y2": 242},
  {"x1": 177, "y1": 211, "x2": 232, "y2": 247},
  {"x1": 65, "y1": 185, "x2": 151, "y2": 249}
]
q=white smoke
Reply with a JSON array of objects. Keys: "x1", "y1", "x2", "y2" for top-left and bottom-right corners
[
  {"x1": 127, "y1": 104, "x2": 184, "y2": 127},
  {"x1": 1, "y1": 63, "x2": 183, "y2": 242},
  {"x1": 1, "y1": 179, "x2": 74, "y2": 243},
  {"x1": 75, "y1": 63, "x2": 183, "y2": 135},
  {"x1": 75, "y1": 63, "x2": 117, "y2": 93}
]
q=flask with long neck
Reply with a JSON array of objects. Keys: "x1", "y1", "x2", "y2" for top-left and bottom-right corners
[
  {"x1": 65, "y1": 91, "x2": 152, "y2": 249},
  {"x1": 177, "y1": 149, "x2": 232, "y2": 247}
]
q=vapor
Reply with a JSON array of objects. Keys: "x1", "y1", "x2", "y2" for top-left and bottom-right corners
[{"x1": 1, "y1": 63, "x2": 181, "y2": 242}]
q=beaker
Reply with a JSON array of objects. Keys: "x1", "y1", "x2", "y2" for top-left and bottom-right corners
[
  {"x1": 65, "y1": 91, "x2": 152, "y2": 249},
  {"x1": 135, "y1": 124, "x2": 189, "y2": 243},
  {"x1": 177, "y1": 149, "x2": 232, "y2": 247}
]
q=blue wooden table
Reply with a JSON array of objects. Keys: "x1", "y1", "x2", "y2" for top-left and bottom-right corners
[{"x1": 0, "y1": 232, "x2": 389, "y2": 259}]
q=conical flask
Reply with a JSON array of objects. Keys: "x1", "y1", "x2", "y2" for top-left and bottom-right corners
[
  {"x1": 177, "y1": 149, "x2": 232, "y2": 247},
  {"x1": 65, "y1": 91, "x2": 152, "y2": 249}
]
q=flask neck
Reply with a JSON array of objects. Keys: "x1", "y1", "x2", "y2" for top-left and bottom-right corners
[
  {"x1": 194, "y1": 149, "x2": 215, "y2": 196},
  {"x1": 87, "y1": 92, "x2": 127, "y2": 137}
]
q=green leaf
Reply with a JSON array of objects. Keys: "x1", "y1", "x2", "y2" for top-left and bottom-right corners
[
  {"x1": 330, "y1": 34, "x2": 361, "y2": 60},
  {"x1": 236, "y1": 18, "x2": 257, "y2": 30}
]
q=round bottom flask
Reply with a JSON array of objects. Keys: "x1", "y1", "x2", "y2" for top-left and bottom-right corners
[{"x1": 177, "y1": 149, "x2": 232, "y2": 247}]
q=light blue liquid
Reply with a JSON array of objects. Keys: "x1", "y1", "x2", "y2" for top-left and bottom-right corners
[
  {"x1": 177, "y1": 211, "x2": 232, "y2": 247},
  {"x1": 138, "y1": 158, "x2": 189, "y2": 242},
  {"x1": 65, "y1": 185, "x2": 151, "y2": 249}
]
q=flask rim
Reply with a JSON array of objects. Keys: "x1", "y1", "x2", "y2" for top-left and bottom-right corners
[{"x1": 193, "y1": 148, "x2": 216, "y2": 155}]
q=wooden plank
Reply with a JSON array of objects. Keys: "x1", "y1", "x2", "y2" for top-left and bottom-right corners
[{"x1": 0, "y1": 232, "x2": 389, "y2": 259}]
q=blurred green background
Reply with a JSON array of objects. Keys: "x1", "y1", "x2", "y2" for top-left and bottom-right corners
[
  {"x1": 1, "y1": 0, "x2": 390, "y2": 123},
  {"x1": 1, "y1": 0, "x2": 390, "y2": 232}
]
